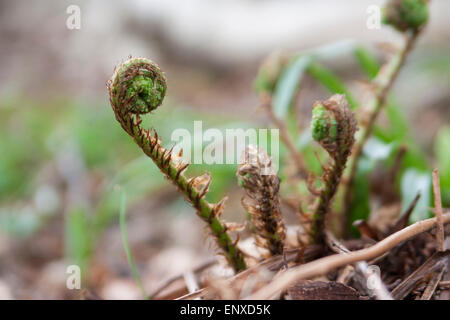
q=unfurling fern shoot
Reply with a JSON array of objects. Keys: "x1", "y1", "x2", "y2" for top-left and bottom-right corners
[
  {"x1": 107, "y1": 57, "x2": 246, "y2": 272},
  {"x1": 309, "y1": 94, "x2": 357, "y2": 243},
  {"x1": 237, "y1": 146, "x2": 286, "y2": 257},
  {"x1": 383, "y1": 0, "x2": 429, "y2": 32}
]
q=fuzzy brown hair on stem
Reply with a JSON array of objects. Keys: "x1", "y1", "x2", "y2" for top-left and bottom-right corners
[
  {"x1": 107, "y1": 57, "x2": 246, "y2": 272},
  {"x1": 237, "y1": 145, "x2": 286, "y2": 257},
  {"x1": 309, "y1": 94, "x2": 357, "y2": 244}
]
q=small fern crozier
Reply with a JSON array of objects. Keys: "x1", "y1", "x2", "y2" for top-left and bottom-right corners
[
  {"x1": 237, "y1": 146, "x2": 286, "y2": 257},
  {"x1": 107, "y1": 57, "x2": 247, "y2": 272},
  {"x1": 310, "y1": 94, "x2": 357, "y2": 243}
]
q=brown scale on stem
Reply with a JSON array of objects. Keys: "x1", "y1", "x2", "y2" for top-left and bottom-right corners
[
  {"x1": 309, "y1": 94, "x2": 357, "y2": 244},
  {"x1": 237, "y1": 146, "x2": 286, "y2": 257},
  {"x1": 107, "y1": 57, "x2": 246, "y2": 272}
]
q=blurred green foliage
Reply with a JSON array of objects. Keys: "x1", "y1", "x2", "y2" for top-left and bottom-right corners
[
  {"x1": 0, "y1": 95, "x2": 270, "y2": 276},
  {"x1": 1, "y1": 40, "x2": 449, "y2": 282},
  {"x1": 267, "y1": 42, "x2": 450, "y2": 237},
  {"x1": 435, "y1": 126, "x2": 450, "y2": 205}
]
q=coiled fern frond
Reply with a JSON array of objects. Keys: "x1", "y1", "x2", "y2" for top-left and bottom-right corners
[
  {"x1": 383, "y1": 0, "x2": 429, "y2": 32},
  {"x1": 309, "y1": 94, "x2": 357, "y2": 243},
  {"x1": 107, "y1": 57, "x2": 246, "y2": 272},
  {"x1": 237, "y1": 146, "x2": 286, "y2": 257}
]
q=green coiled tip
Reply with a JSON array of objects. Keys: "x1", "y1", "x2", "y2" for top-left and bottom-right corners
[
  {"x1": 108, "y1": 57, "x2": 167, "y2": 114},
  {"x1": 310, "y1": 95, "x2": 357, "y2": 158},
  {"x1": 311, "y1": 103, "x2": 338, "y2": 143},
  {"x1": 383, "y1": 0, "x2": 429, "y2": 32}
]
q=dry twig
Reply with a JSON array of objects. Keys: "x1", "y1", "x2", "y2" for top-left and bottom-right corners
[
  {"x1": 432, "y1": 169, "x2": 445, "y2": 252},
  {"x1": 246, "y1": 213, "x2": 450, "y2": 299},
  {"x1": 391, "y1": 251, "x2": 449, "y2": 300},
  {"x1": 420, "y1": 266, "x2": 446, "y2": 300},
  {"x1": 325, "y1": 230, "x2": 393, "y2": 300},
  {"x1": 149, "y1": 260, "x2": 216, "y2": 299},
  {"x1": 177, "y1": 246, "x2": 323, "y2": 300}
]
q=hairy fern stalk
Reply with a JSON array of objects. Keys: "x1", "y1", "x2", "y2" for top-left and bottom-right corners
[
  {"x1": 107, "y1": 57, "x2": 246, "y2": 272},
  {"x1": 309, "y1": 94, "x2": 357, "y2": 243},
  {"x1": 237, "y1": 146, "x2": 286, "y2": 257}
]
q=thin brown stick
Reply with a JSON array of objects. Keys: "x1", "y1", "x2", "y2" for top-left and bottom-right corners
[
  {"x1": 420, "y1": 266, "x2": 446, "y2": 300},
  {"x1": 325, "y1": 230, "x2": 392, "y2": 300},
  {"x1": 439, "y1": 280, "x2": 450, "y2": 289},
  {"x1": 177, "y1": 245, "x2": 323, "y2": 300},
  {"x1": 389, "y1": 193, "x2": 421, "y2": 235},
  {"x1": 149, "y1": 260, "x2": 216, "y2": 299},
  {"x1": 391, "y1": 250, "x2": 449, "y2": 299},
  {"x1": 176, "y1": 288, "x2": 206, "y2": 300},
  {"x1": 246, "y1": 213, "x2": 450, "y2": 299},
  {"x1": 432, "y1": 169, "x2": 445, "y2": 252},
  {"x1": 340, "y1": 31, "x2": 421, "y2": 235}
]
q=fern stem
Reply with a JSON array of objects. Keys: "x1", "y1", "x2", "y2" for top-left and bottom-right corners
[
  {"x1": 107, "y1": 57, "x2": 246, "y2": 272},
  {"x1": 340, "y1": 30, "x2": 420, "y2": 236},
  {"x1": 309, "y1": 95, "x2": 357, "y2": 243}
]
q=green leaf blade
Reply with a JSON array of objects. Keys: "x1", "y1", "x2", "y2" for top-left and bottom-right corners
[{"x1": 119, "y1": 189, "x2": 149, "y2": 299}]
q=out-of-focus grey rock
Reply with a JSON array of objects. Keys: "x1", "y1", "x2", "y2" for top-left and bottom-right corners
[{"x1": 0, "y1": 0, "x2": 449, "y2": 97}]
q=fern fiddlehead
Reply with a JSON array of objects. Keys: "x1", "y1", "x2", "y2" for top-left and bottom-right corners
[
  {"x1": 107, "y1": 57, "x2": 246, "y2": 272},
  {"x1": 383, "y1": 0, "x2": 429, "y2": 32},
  {"x1": 309, "y1": 94, "x2": 357, "y2": 243},
  {"x1": 237, "y1": 146, "x2": 286, "y2": 257}
]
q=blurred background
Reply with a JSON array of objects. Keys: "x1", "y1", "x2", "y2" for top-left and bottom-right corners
[{"x1": 0, "y1": 0, "x2": 449, "y2": 299}]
